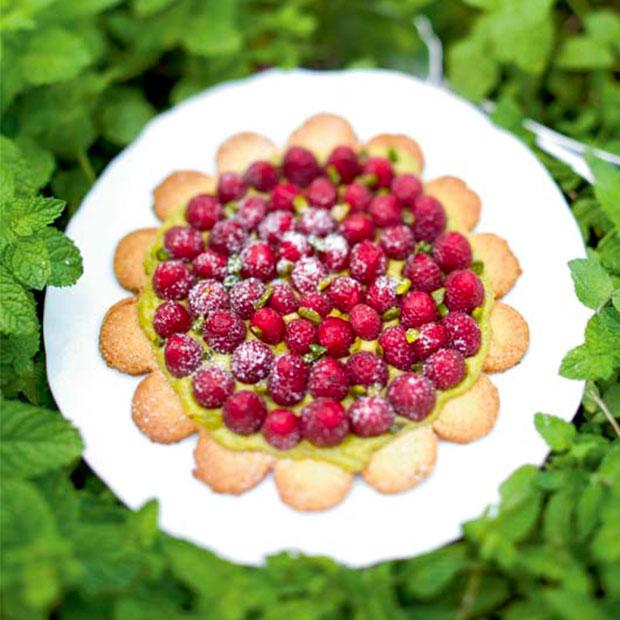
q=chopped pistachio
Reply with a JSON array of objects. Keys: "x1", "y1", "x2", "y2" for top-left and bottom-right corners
[
  {"x1": 471, "y1": 260, "x2": 484, "y2": 275},
  {"x1": 298, "y1": 307, "x2": 322, "y2": 324},
  {"x1": 402, "y1": 210, "x2": 415, "y2": 225},
  {"x1": 326, "y1": 164, "x2": 341, "y2": 185},
  {"x1": 318, "y1": 277, "x2": 332, "y2": 291},
  {"x1": 331, "y1": 203, "x2": 350, "y2": 222},
  {"x1": 431, "y1": 287, "x2": 446, "y2": 305},
  {"x1": 382, "y1": 307, "x2": 401, "y2": 321},
  {"x1": 416, "y1": 240, "x2": 433, "y2": 254},
  {"x1": 387, "y1": 146, "x2": 399, "y2": 163},
  {"x1": 405, "y1": 328, "x2": 420, "y2": 343},
  {"x1": 293, "y1": 194, "x2": 309, "y2": 213},
  {"x1": 254, "y1": 286, "x2": 273, "y2": 309},
  {"x1": 156, "y1": 248, "x2": 169, "y2": 261},
  {"x1": 223, "y1": 274, "x2": 240, "y2": 288},
  {"x1": 472, "y1": 306, "x2": 483, "y2": 321},
  {"x1": 358, "y1": 173, "x2": 378, "y2": 187},
  {"x1": 438, "y1": 303, "x2": 449, "y2": 317},
  {"x1": 395, "y1": 278, "x2": 412, "y2": 295},
  {"x1": 352, "y1": 385, "x2": 367, "y2": 397},
  {"x1": 277, "y1": 259, "x2": 294, "y2": 276},
  {"x1": 227, "y1": 254, "x2": 242, "y2": 275}
]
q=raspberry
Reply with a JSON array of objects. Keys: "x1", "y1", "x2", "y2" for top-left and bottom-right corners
[
  {"x1": 263, "y1": 409, "x2": 302, "y2": 450},
  {"x1": 240, "y1": 242, "x2": 277, "y2": 281},
  {"x1": 317, "y1": 317, "x2": 355, "y2": 357},
  {"x1": 192, "y1": 249, "x2": 228, "y2": 280},
  {"x1": 193, "y1": 365, "x2": 234, "y2": 408},
  {"x1": 365, "y1": 276, "x2": 398, "y2": 314},
  {"x1": 412, "y1": 195, "x2": 446, "y2": 242},
  {"x1": 250, "y1": 307, "x2": 286, "y2": 344},
  {"x1": 391, "y1": 174, "x2": 422, "y2": 206},
  {"x1": 270, "y1": 182, "x2": 301, "y2": 212},
  {"x1": 442, "y1": 312, "x2": 481, "y2": 357},
  {"x1": 208, "y1": 219, "x2": 248, "y2": 256},
  {"x1": 236, "y1": 196, "x2": 268, "y2": 231},
  {"x1": 285, "y1": 318, "x2": 317, "y2": 354},
  {"x1": 387, "y1": 373, "x2": 436, "y2": 420},
  {"x1": 326, "y1": 276, "x2": 363, "y2": 312},
  {"x1": 432, "y1": 232, "x2": 472, "y2": 273},
  {"x1": 218, "y1": 171, "x2": 247, "y2": 203},
  {"x1": 343, "y1": 183, "x2": 373, "y2": 212},
  {"x1": 164, "y1": 333, "x2": 203, "y2": 377},
  {"x1": 378, "y1": 326, "x2": 415, "y2": 370},
  {"x1": 349, "y1": 241, "x2": 387, "y2": 284},
  {"x1": 223, "y1": 391, "x2": 267, "y2": 435},
  {"x1": 258, "y1": 210, "x2": 295, "y2": 244},
  {"x1": 348, "y1": 396, "x2": 394, "y2": 437},
  {"x1": 282, "y1": 146, "x2": 321, "y2": 187},
  {"x1": 345, "y1": 352, "x2": 388, "y2": 387},
  {"x1": 153, "y1": 301, "x2": 191, "y2": 338},
  {"x1": 231, "y1": 340, "x2": 274, "y2": 383},
  {"x1": 203, "y1": 309, "x2": 246, "y2": 353},
  {"x1": 401, "y1": 291, "x2": 438, "y2": 328},
  {"x1": 318, "y1": 233, "x2": 349, "y2": 272},
  {"x1": 229, "y1": 278, "x2": 265, "y2": 319},
  {"x1": 369, "y1": 194, "x2": 402, "y2": 227},
  {"x1": 307, "y1": 177, "x2": 337, "y2": 209},
  {"x1": 403, "y1": 253, "x2": 443, "y2": 293},
  {"x1": 380, "y1": 224, "x2": 415, "y2": 259},
  {"x1": 444, "y1": 270, "x2": 484, "y2": 313},
  {"x1": 291, "y1": 256, "x2": 328, "y2": 294},
  {"x1": 153, "y1": 261, "x2": 194, "y2": 300},
  {"x1": 423, "y1": 348, "x2": 466, "y2": 389},
  {"x1": 309, "y1": 357, "x2": 349, "y2": 401},
  {"x1": 349, "y1": 303, "x2": 381, "y2": 340},
  {"x1": 186, "y1": 194, "x2": 222, "y2": 231},
  {"x1": 164, "y1": 226, "x2": 204, "y2": 260},
  {"x1": 188, "y1": 279, "x2": 229, "y2": 317},
  {"x1": 362, "y1": 156, "x2": 393, "y2": 188},
  {"x1": 278, "y1": 231, "x2": 312, "y2": 263},
  {"x1": 269, "y1": 281, "x2": 299, "y2": 315},
  {"x1": 301, "y1": 399, "x2": 349, "y2": 447},
  {"x1": 327, "y1": 146, "x2": 360, "y2": 183},
  {"x1": 243, "y1": 160, "x2": 278, "y2": 192},
  {"x1": 339, "y1": 213, "x2": 375, "y2": 245},
  {"x1": 299, "y1": 291, "x2": 333, "y2": 318},
  {"x1": 268, "y1": 354, "x2": 309, "y2": 406},
  {"x1": 298, "y1": 208, "x2": 336, "y2": 237},
  {"x1": 411, "y1": 322, "x2": 448, "y2": 360}
]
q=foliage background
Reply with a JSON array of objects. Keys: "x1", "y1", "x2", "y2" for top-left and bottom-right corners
[{"x1": 1, "y1": 0, "x2": 619, "y2": 618}]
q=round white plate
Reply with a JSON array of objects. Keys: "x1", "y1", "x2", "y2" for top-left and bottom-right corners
[{"x1": 44, "y1": 69, "x2": 588, "y2": 568}]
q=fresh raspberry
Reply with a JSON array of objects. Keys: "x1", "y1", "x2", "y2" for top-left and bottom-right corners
[
  {"x1": 349, "y1": 303, "x2": 382, "y2": 340},
  {"x1": 411, "y1": 322, "x2": 448, "y2": 360},
  {"x1": 308, "y1": 357, "x2": 349, "y2": 401},
  {"x1": 381, "y1": 224, "x2": 415, "y2": 259},
  {"x1": 236, "y1": 196, "x2": 268, "y2": 231},
  {"x1": 444, "y1": 270, "x2": 484, "y2": 313},
  {"x1": 412, "y1": 196, "x2": 446, "y2": 242},
  {"x1": 442, "y1": 312, "x2": 481, "y2": 357},
  {"x1": 163, "y1": 226, "x2": 204, "y2": 260},
  {"x1": 362, "y1": 156, "x2": 393, "y2": 188},
  {"x1": 424, "y1": 348, "x2": 466, "y2": 389},
  {"x1": 326, "y1": 276, "x2": 363, "y2": 312},
  {"x1": 223, "y1": 391, "x2": 267, "y2": 435},
  {"x1": 262, "y1": 409, "x2": 302, "y2": 450},
  {"x1": 317, "y1": 317, "x2": 355, "y2": 357},
  {"x1": 229, "y1": 278, "x2": 265, "y2": 319},
  {"x1": 153, "y1": 261, "x2": 194, "y2": 300},
  {"x1": 188, "y1": 279, "x2": 229, "y2": 317},
  {"x1": 278, "y1": 231, "x2": 312, "y2": 263},
  {"x1": 282, "y1": 146, "x2": 321, "y2": 187},
  {"x1": 164, "y1": 333, "x2": 203, "y2": 377},
  {"x1": 369, "y1": 195, "x2": 402, "y2": 227},
  {"x1": 307, "y1": 177, "x2": 337, "y2": 209},
  {"x1": 218, "y1": 171, "x2": 247, "y2": 204},
  {"x1": 291, "y1": 256, "x2": 328, "y2": 294},
  {"x1": 318, "y1": 233, "x2": 349, "y2": 272},
  {"x1": 403, "y1": 253, "x2": 443, "y2": 293},
  {"x1": 269, "y1": 281, "x2": 299, "y2": 315},
  {"x1": 298, "y1": 207, "x2": 336, "y2": 236},
  {"x1": 243, "y1": 160, "x2": 278, "y2": 192},
  {"x1": 349, "y1": 241, "x2": 387, "y2": 284},
  {"x1": 186, "y1": 194, "x2": 222, "y2": 231},
  {"x1": 400, "y1": 291, "x2": 438, "y2": 328},
  {"x1": 268, "y1": 354, "x2": 309, "y2": 406},
  {"x1": 348, "y1": 396, "x2": 394, "y2": 437},
  {"x1": 240, "y1": 242, "x2": 277, "y2": 281},
  {"x1": 153, "y1": 301, "x2": 191, "y2": 338},
  {"x1": 193, "y1": 365, "x2": 234, "y2": 408},
  {"x1": 300, "y1": 399, "x2": 349, "y2": 447},
  {"x1": 270, "y1": 182, "x2": 301, "y2": 212},
  {"x1": 250, "y1": 307, "x2": 286, "y2": 344},
  {"x1": 231, "y1": 340, "x2": 275, "y2": 383},
  {"x1": 343, "y1": 182, "x2": 373, "y2": 212},
  {"x1": 387, "y1": 373, "x2": 436, "y2": 420},
  {"x1": 339, "y1": 212, "x2": 375, "y2": 245},
  {"x1": 192, "y1": 249, "x2": 228, "y2": 280},
  {"x1": 258, "y1": 210, "x2": 295, "y2": 244},
  {"x1": 378, "y1": 326, "x2": 415, "y2": 370},
  {"x1": 208, "y1": 219, "x2": 248, "y2": 256},
  {"x1": 327, "y1": 146, "x2": 360, "y2": 183},
  {"x1": 391, "y1": 174, "x2": 422, "y2": 206},
  {"x1": 432, "y1": 232, "x2": 472, "y2": 273},
  {"x1": 345, "y1": 352, "x2": 388, "y2": 387},
  {"x1": 365, "y1": 276, "x2": 398, "y2": 314},
  {"x1": 203, "y1": 309, "x2": 246, "y2": 353},
  {"x1": 299, "y1": 291, "x2": 333, "y2": 318},
  {"x1": 285, "y1": 318, "x2": 317, "y2": 354}
]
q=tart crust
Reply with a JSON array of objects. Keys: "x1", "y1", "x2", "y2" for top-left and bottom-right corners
[
  {"x1": 153, "y1": 171, "x2": 216, "y2": 221},
  {"x1": 216, "y1": 132, "x2": 278, "y2": 174},
  {"x1": 469, "y1": 233, "x2": 522, "y2": 298},
  {"x1": 425, "y1": 176, "x2": 481, "y2": 231},
  {"x1": 365, "y1": 134, "x2": 424, "y2": 175},
  {"x1": 286, "y1": 113, "x2": 358, "y2": 161},
  {"x1": 114, "y1": 228, "x2": 158, "y2": 292},
  {"x1": 484, "y1": 302, "x2": 530, "y2": 372}
]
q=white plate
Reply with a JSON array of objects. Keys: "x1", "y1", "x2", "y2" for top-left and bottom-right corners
[{"x1": 44, "y1": 69, "x2": 588, "y2": 567}]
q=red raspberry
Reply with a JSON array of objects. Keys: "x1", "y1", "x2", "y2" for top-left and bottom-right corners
[
  {"x1": 424, "y1": 348, "x2": 466, "y2": 389},
  {"x1": 240, "y1": 242, "x2": 277, "y2": 281},
  {"x1": 188, "y1": 279, "x2": 229, "y2": 317},
  {"x1": 339, "y1": 213, "x2": 376, "y2": 245},
  {"x1": 391, "y1": 174, "x2": 422, "y2": 206},
  {"x1": 345, "y1": 352, "x2": 388, "y2": 387},
  {"x1": 444, "y1": 270, "x2": 484, "y2": 313},
  {"x1": 349, "y1": 241, "x2": 387, "y2": 284},
  {"x1": 208, "y1": 219, "x2": 248, "y2": 256},
  {"x1": 163, "y1": 226, "x2": 204, "y2": 260},
  {"x1": 299, "y1": 292, "x2": 333, "y2": 318},
  {"x1": 250, "y1": 307, "x2": 286, "y2": 344},
  {"x1": 203, "y1": 309, "x2": 246, "y2": 353},
  {"x1": 318, "y1": 233, "x2": 349, "y2": 272},
  {"x1": 218, "y1": 171, "x2": 247, "y2": 203},
  {"x1": 270, "y1": 182, "x2": 301, "y2": 212},
  {"x1": 387, "y1": 373, "x2": 436, "y2": 420},
  {"x1": 298, "y1": 208, "x2": 336, "y2": 236},
  {"x1": 269, "y1": 281, "x2": 299, "y2": 315},
  {"x1": 327, "y1": 146, "x2": 360, "y2": 183},
  {"x1": 307, "y1": 177, "x2": 337, "y2": 209},
  {"x1": 153, "y1": 261, "x2": 194, "y2": 300},
  {"x1": 193, "y1": 365, "x2": 234, "y2": 408},
  {"x1": 317, "y1": 317, "x2": 355, "y2": 357},
  {"x1": 263, "y1": 409, "x2": 302, "y2": 450},
  {"x1": 348, "y1": 396, "x2": 394, "y2": 437},
  {"x1": 236, "y1": 196, "x2": 268, "y2": 231},
  {"x1": 282, "y1": 146, "x2": 321, "y2": 187},
  {"x1": 326, "y1": 276, "x2": 363, "y2": 312},
  {"x1": 258, "y1": 210, "x2": 295, "y2": 244},
  {"x1": 442, "y1": 312, "x2": 481, "y2": 357},
  {"x1": 186, "y1": 194, "x2": 222, "y2": 231},
  {"x1": 301, "y1": 399, "x2": 349, "y2": 447},
  {"x1": 243, "y1": 160, "x2": 278, "y2": 192},
  {"x1": 309, "y1": 357, "x2": 349, "y2": 401},
  {"x1": 343, "y1": 182, "x2": 373, "y2": 212},
  {"x1": 365, "y1": 276, "x2": 398, "y2": 314},
  {"x1": 349, "y1": 303, "x2": 382, "y2": 340},
  {"x1": 401, "y1": 291, "x2": 438, "y2": 328},
  {"x1": 411, "y1": 322, "x2": 448, "y2": 360},
  {"x1": 192, "y1": 249, "x2": 227, "y2": 280},
  {"x1": 153, "y1": 301, "x2": 191, "y2": 338},
  {"x1": 380, "y1": 224, "x2": 415, "y2": 259},
  {"x1": 229, "y1": 278, "x2": 265, "y2": 319},
  {"x1": 369, "y1": 194, "x2": 402, "y2": 227},
  {"x1": 268, "y1": 354, "x2": 309, "y2": 406},
  {"x1": 231, "y1": 340, "x2": 275, "y2": 383},
  {"x1": 378, "y1": 326, "x2": 415, "y2": 370},
  {"x1": 403, "y1": 253, "x2": 443, "y2": 293},
  {"x1": 285, "y1": 318, "x2": 317, "y2": 354},
  {"x1": 278, "y1": 231, "x2": 312, "y2": 263},
  {"x1": 223, "y1": 391, "x2": 267, "y2": 435},
  {"x1": 291, "y1": 256, "x2": 328, "y2": 294},
  {"x1": 164, "y1": 333, "x2": 203, "y2": 377},
  {"x1": 362, "y1": 156, "x2": 393, "y2": 188},
  {"x1": 432, "y1": 232, "x2": 472, "y2": 273},
  {"x1": 412, "y1": 196, "x2": 446, "y2": 242}
]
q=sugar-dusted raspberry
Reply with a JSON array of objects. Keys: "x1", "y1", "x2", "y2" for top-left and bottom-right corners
[
  {"x1": 268, "y1": 354, "x2": 309, "y2": 406},
  {"x1": 317, "y1": 317, "x2": 355, "y2": 358},
  {"x1": 391, "y1": 174, "x2": 422, "y2": 206},
  {"x1": 349, "y1": 303, "x2": 382, "y2": 340},
  {"x1": 339, "y1": 212, "x2": 376, "y2": 245},
  {"x1": 318, "y1": 233, "x2": 349, "y2": 272},
  {"x1": 403, "y1": 253, "x2": 443, "y2": 293},
  {"x1": 285, "y1": 318, "x2": 317, "y2": 354},
  {"x1": 343, "y1": 182, "x2": 373, "y2": 212},
  {"x1": 278, "y1": 231, "x2": 312, "y2": 262},
  {"x1": 186, "y1": 194, "x2": 222, "y2": 231},
  {"x1": 240, "y1": 241, "x2": 277, "y2": 281},
  {"x1": 387, "y1": 373, "x2": 436, "y2": 420},
  {"x1": 203, "y1": 309, "x2": 246, "y2": 353},
  {"x1": 424, "y1": 348, "x2": 466, "y2": 389},
  {"x1": 299, "y1": 291, "x2": 333, "y2": 318},
  {"x1": 301, "y1": 399, "x2": 349, "y2": 447},
  {"x1": 327, "y1": 146, "x2": 360, "y2": 184},
  {"x1": 345, "y1": 351, "x2": 388, "y2": 388},
  {"x1": 400, "y1": 290, "x2": 438, "y2": 328},
  {"x1": 153, "y1": 260, "x2": 194, "y2": 300},
  {"x1": 411, "y1": 322, "x2": 448, "y2": 360},
  {"x1": 263, "y1": 409, "x2": 302, "y2": 450},
  {"x1": 369, "y1": 194, "x2": 402, "y2": 227},
  {"x1": 298, "y1": 207, "x2": 336, "y2": 237},
  {"x1": 192, "y1": 249, "x2": 228, "y2": 280},
  {"x1": 291, "y1": 256, "x2": 328, "y2": 294},
  {"x1": 232, "y1": 340, "x2": 275, "y2": 383},
  {"x1": 326, "y1": 276, "x2": 363, "y2": 312},
  {"x1": 412, "y1": 195, "x2": 446, "y2": 242},
  {"x1": 269, "y1": 281, "x2": 299, "y2": 315},
  {"x1": 193, "y1": 365, "x2": 234, "y2": 408},
  {"x1": 444, "y1": 270, "x2": 484, "y2": 313},
  {"x1": 164, "y1": 225, "x2": 205, "y2": 260},
  {"x1": 362, "y1": 156, "x2": 394, "y2": 188},
  {"x1": 164, "y1": 333, "x2": 203, "y2": 377},
  {"x1": 378, "y1": 326, "x2": 415, "y2": 370},
  {"x1": 218, "y1": 171, "x2": 248, "y2": 204},
  {"x1": 243, "y1": 160, "x2": 278, "y2": 192},
  {"x1": 153, "y1": 301, "x2": 191, "y2": 338},
  {"x1": 223, "y1": 391, "x2": 267, "y2": 435},
  {"x1": 208, "y1": 219, "x2": 248, "y2": 256},
  {"x1": 236, "y1": 196, "x2": 268, "y2": 231},
  {"x1": 349, "y1": 240, "x2": 387, "y2": 284},
  {"x1": 250, "y1": 307, "x2": 286, "y2": 344},
  {"x1": 270, "y1": 182, "x2": 301, "y2": 212},
  {"x1": 307, "y1": 177, "x2": 337, "y2": 209},
  {"x1": 442, "y1": 311, "x2": 481, "y2": 357},
  {"x1": 348, "y1": 396, "x2": 395, "y2": 437},
  {"x1": 309, "y1": 357, "x2": 349, "y2": 401},
  {"x1": 380, "y1": 224, "x2": 415, "y2": 259},
  {"x1": 282, "y1": 146, "x2": 321, "y2": 187},
  {"x1": 229, "y1": 278, "x2": 265, "y2": 319},
  {"x1": 432, "y1": 232, "x2": 472, "y2": 273},
  {"x1": 188, "y1": 279, "x2": 229, "y2": 318},
  {"x1": 365, "y1": 275, "x2": 398, "y2": 314},
  {"x1": 258, "y1": 210, "x2": 295, "y2": 244}
]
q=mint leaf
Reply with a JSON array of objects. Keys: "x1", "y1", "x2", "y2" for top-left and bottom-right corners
[
  {"x1": 534, "y1": 413, "x2": 576, "y2": 452},
  {"x1": 6, "y1": 235, "x2": 51, "y2": 290},
  {"x1": 0, "y1": 329, "x2": 39, "y2": 380},
  {"x1": 181, "y1": 2, "x2": 242, "y2": 57},
  {"x1": 38, "y1": 227, "x2": 84, "y2": 287},
  {"x1": 0, "y1": 266, "x2": 38, "y2": 336},
  {"x1": 568, "y1": 255, "x2": 614, "y2": 309},
  {"x1": 14, "y1": 136, "x2": 55, "y2": 191},
  {"x1": 0, "y1": 135, "x2": 36, "y2": 197},
  {"x1": 556, "y1": 36, "x2": 615, "y2": 71},
  {"x1": 99, "y1": 87, "x2": 155, "y2": 146},
  {"x1": 587, "y1": 156, "x2": 620, "y2": 231},
  {"x1": 584, "y1": 10, "x2": 620, "y2": 52},
  {"x1": 1, "y1": 196, "x2": 65, "y2": 238},
  {"x1": 132, "y1": 0, "x2": 176, "y2": 18},
  {"x1": 448, "y1": 36, "x2": 499, "y2": 101}
]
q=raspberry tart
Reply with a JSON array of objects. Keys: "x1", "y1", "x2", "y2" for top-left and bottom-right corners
[{"x1": 100, "y1": 113, "x2": 529, "y2": 511}]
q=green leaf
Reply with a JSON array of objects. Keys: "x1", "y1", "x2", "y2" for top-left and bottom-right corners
[
  {"x1": 534, "y1": 413, "x2": 576, "y2": 452},
  {"x1": 447, "y1": 36, "x2": 499, "y2": 101},
  {"x1": 99, "y1": 87, "x2": 155, "y2": 146},
  {"x1": 543, "y1": 588, "x2": 610, "y2": 620},
  {"x1": 0, "y1": 266, "x2": 38, "y2": 336},
  {"x1": 6, "y1": 235, "x2": 51, "y2": 290},
  {"x1": 0, "y1": 135, "x2": 36, "y2": 197},
  {"x1": 37, "y1": 227, "x2": 84, "y2": 287},
  {"x1": 557, "y1": 36, "x2": 615, "y2": 71},
  {"x1": 181, "y1": 1, "x2": 242, "y2": 57},
  {"x1": 0, "y1": 329, "x2": 39, "y2": 382},
  {"x1": 132, "y1": 0, "x2": 176, "y2": 17},
  {"x1": 584, "y1": 10, "x2": 620, "y2": 51},
  {"x1": 568, "y1": 255, "x2": 614, "y2": 309},
  {"x1": 1, "y1": 196, "x2": 65, "y2": 238},
  {"x1": 587, "y1": 156, "x2": 620, "y2": 232},
  {"x1": 576, "y1": 482, "x2": 604, "y2": 541},
  {"x1": 14, "y1": 136, "x2": 55, "y2": 191}
]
